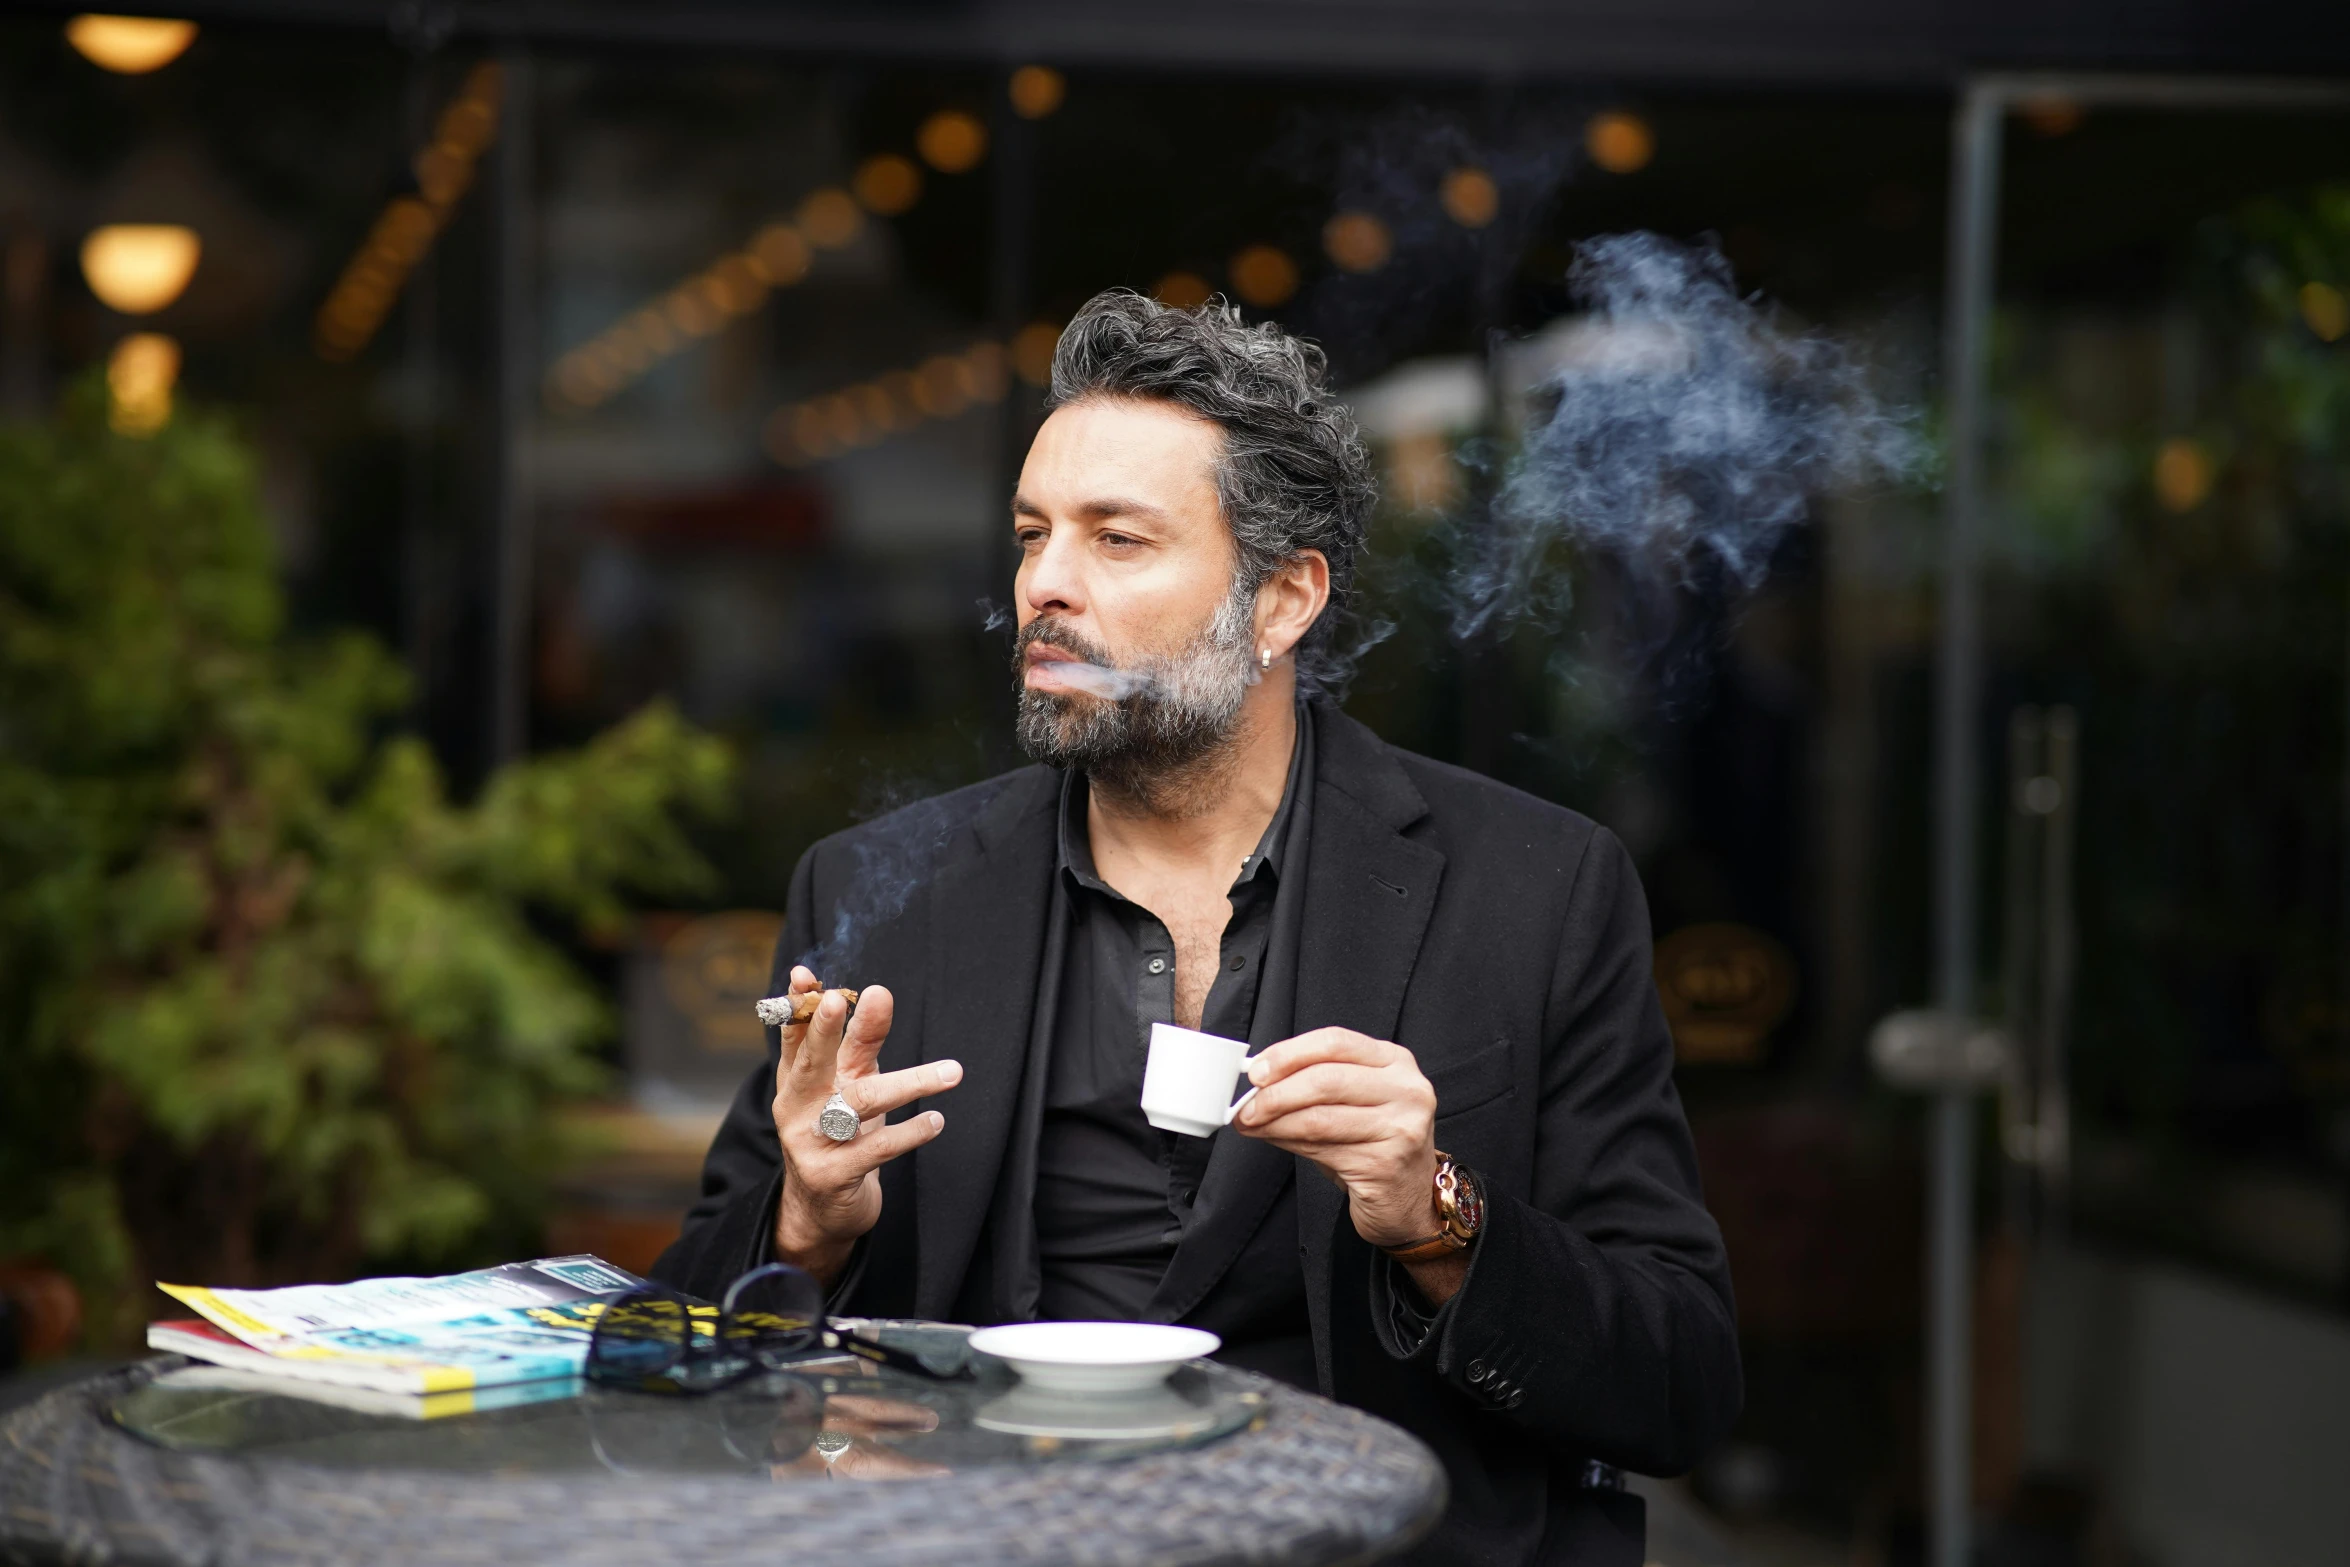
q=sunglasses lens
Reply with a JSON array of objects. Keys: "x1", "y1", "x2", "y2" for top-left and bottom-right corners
[
  {"x1": 587, "y1": 1292, "x2": 691, "y2": 1382},
  {"x1": 722, "y1": 1267, "x2": 825, "y2": 1369}
]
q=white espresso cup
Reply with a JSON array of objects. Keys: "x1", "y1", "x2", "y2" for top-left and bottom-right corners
[{"x1": 1140, "y1": 1022, "x2": 1261, "y2": 1138}]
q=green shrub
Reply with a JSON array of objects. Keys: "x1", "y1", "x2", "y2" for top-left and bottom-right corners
[{"x1": 0, "y1": 380, "x2": 733, "y2": 1345}]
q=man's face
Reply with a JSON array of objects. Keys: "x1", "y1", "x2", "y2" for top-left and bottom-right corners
[{"x1": 1009, "y1": 396, "x2": 1257, "y2": 783}]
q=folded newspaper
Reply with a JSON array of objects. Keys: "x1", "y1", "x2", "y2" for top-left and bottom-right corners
[{"x1": 149, "y1": 1255, "x2": 649, "y2": 1398}]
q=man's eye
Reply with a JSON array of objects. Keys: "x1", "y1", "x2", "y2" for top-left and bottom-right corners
[
  {"x1": 1100, "y1": 533, "x2": 1139, "y2": 548},
  {"x1": 1014, "y1": 528, "x2": 1045, "y2": 549}
]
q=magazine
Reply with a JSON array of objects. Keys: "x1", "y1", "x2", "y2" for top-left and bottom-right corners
[
  {"x1": 150, "y1": 1255, "x2": 648, "y2": 1396},
  {"x1": 144, "y1": 1354, "x2": 586, "y2": 1421}
]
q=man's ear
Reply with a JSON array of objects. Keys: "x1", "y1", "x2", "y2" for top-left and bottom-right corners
[{"x1": 1256, "y1": 549, "x2": 1331, "y2": 660}]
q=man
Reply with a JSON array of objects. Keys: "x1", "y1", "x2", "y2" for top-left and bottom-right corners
[{"x1": 656, "y1": 291, "x2": 1741, "y2": 1565}]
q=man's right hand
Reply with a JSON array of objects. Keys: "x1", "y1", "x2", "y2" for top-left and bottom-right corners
[{"x1": 768, "y1": 966, "x2": 960, "y2": 1286}]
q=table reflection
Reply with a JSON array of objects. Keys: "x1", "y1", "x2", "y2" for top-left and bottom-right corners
[{"x1": 113, "y1": 1335, "x2": 1266, "y2": 1481}]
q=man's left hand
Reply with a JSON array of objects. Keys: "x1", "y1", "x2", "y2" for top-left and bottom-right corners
[{"x1": 1232, "y1": 1027, "x2": 1442, "y2": 1249}]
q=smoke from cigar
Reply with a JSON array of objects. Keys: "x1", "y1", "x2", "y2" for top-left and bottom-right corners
[{"x1": 754, "y1": 988, "x2": 860, "y2": 1027}]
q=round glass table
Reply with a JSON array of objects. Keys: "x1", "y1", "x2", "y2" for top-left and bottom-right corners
[
  {"x1": 0, "y1": 1324, "x2": 1447, "y2": 1567},
  {"x1": 110, "y1": 1325, "x2": 1266, "y2": 1479}
]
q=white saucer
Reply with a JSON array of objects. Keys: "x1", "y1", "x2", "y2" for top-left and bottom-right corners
[{"x1": 964, "y1": 1321, "x2": 1221, "y2": 1394}]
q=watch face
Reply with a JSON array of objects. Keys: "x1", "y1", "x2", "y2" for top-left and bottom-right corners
[{"x1": 1448, "y1": 1163, "x2": 1485, "y2": 1236}]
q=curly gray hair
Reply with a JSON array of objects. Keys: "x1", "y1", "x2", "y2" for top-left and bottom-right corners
[{"x1": 1044, "y1": 290, "x2": 1377, "y2": 688}]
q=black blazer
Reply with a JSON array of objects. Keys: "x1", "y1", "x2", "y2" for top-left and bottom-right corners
[{"x1": 655, "y1": 704, "x2": 1741, "y2": 1566}]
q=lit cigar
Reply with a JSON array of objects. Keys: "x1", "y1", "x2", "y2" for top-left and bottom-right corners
[{"x1": 754, "y1": 988, "x2": 860, "y2": 1027}]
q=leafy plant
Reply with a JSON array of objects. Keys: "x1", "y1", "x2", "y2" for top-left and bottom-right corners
[{"x1": 0, "y1": 380, "x2": 733, "y2": 1344}]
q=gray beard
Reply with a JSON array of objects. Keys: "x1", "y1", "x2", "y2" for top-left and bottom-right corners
[{"x1": 1013, "y1": 584, "x2": 1257, "y2": 806}]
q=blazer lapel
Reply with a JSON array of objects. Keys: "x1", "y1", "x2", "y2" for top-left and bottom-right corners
[
  {"x1": 1154, "y1": 706, "x2": 1446, "y2": 1333},
  {"x1": 914, "y1": 768, "x2": 1059, "y2": 1319},
  {"x1": 1146, "y1": 1002, "x2": 1301, "y2": 1325},
  {"x1": 1291, "y1": 709, "x2": 1444, "y2": 1391}
]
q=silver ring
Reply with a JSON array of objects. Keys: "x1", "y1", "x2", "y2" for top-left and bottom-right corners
[{"x1": 816, "y1": 1090, "x2": 860, "y2": 1143}]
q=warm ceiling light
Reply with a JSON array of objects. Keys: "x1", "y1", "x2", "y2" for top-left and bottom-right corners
[
  {"x1": 1323, "y1": 211, "x2": 1392, "y2": 273},
  {"x1": 1009, "y1": 65, "x2": 1065, "y2": 120},
  {"x1": 2300, "y1": 281, "x2": 2348, "y2": 343},
  {"x1": 106, "y1": 331, "x2": 179, "y2": 435},
  {"x1": 1440, "y1": 167, "x2": 1498, "y2": 229},
  {"x1": 1153, "y1": 271, "x2": 1212, "y2": 310},
  {"x1": 917, "y1": 110, "x2": 988, "y2": 174},
  {"x1": 2152, "y1": 437, "x2": 2213, "y2": 513},
  {"x1": 1585, "y1": 112, "x2": 1655, "y2": 174},
  {"x1": 65, "y1": 15, "x2": 196, "y2": 74},
  {"x1": 1228, "y1": 245, "x2": 1299, "y2": 309},
  {"x1": 796, "y1": 189, "x2": 863, "y2": 249},
  {"x1": 80, "y1": 223, "x2": 200, "y2": 314},
  {"x1": 854, "y1": 153, "x2": 923, "y2": 216},
  {"x1": 1012, "y1": 322, "x2": 1061, "y2": 387}
]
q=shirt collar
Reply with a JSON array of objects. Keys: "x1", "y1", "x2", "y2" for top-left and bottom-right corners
[{"x1": 1058, "y1": 700, "x2": 1315, "y2": 896}]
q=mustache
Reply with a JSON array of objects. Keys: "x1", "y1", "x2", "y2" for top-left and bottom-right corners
[{"x1": 1014, "y1": 617, "x2": 1156, "y2": 701}]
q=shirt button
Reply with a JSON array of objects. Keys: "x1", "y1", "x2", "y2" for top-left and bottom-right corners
[
  {"x1": 1147, "y1": 956, "x2": 1166, "y2": 975},
  {"x1": 1227, "y1": 953, "x2": 1245, "y2": 971}
]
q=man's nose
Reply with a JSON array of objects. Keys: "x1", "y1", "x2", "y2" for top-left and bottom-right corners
[{"x1": 1021, "y1": 528, "x2": 1085, "y2": 616}]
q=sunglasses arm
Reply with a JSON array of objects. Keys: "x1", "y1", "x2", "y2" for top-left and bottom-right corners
[{"x1": 823, "y1": 1328, "x2": 973, "y2": 1381}]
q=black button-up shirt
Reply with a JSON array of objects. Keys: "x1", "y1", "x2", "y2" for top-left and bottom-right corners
[{"x1": 1032, "y1": 713, "x2": 1312, "y2": 1324}]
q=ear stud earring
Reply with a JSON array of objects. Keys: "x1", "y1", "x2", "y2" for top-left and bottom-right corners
[{"x1": 1260, "y1": 647, "x2": 1273, "y2": 671}]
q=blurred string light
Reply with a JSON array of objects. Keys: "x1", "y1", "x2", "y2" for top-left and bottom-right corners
[
  {"x1": 762, "y1": 323, "x2": 1061, "y2": 468},
  {"x1": 312, "y1": 61, "x2": 501, "y2": 362},
  {"x1": 1154, "y1": 271, "x2": 1212, "y2": 308},
  {"x1": 761, "y1": 93, "x2": 1676, "y2": 471},
  {"x1": 80, "y1": 223, "x2": 200, "y2": 313},
  {"x1": 547, "y1": 207, "x2": 835, "y2": 410},
  {"x1": 550, "y1": 95, "x2": 1008, "y2": 413},
  {"x1": 1229, "y1": 245, "x2": 1299, "y2": 307},
  {"x1": 65, "y1": 14, "x2": 196, "y2": 74},
  {"x1": 1584, "y1": 111, "x2": 1654, "y2": 174},
  {"x1": 2153, "y1": 437, "x2": 2214, "y2": 512},
  {"x1": 1008, "y1": 65, "x2": 1065, "y2": 119},
  {"x1": 917, "y1": 110, "x2": 988, "y2": 173},
  {"x1": 796, "y1": 187, "x2": 864, "y2": 248},
  {"x1": 1440, "y1": 167, "x2": 1499, "y2": 229},
  {"x1": 2300, "y1": 281, "x2": 2348, "y2": 343},
  {"x1": 1322, "y1": 211, "x2": 1392, "y2": 273},
  {"x1": 106, "y1": 331, "x2": 178, "y2": 435},
  {"x1": 854, "y1": 153, "x2": 922, "y2": 215}
]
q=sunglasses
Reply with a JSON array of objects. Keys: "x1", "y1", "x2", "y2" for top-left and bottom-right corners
[{"x1": 585, "y1": 1263, "x2": 967, "y2": 1392}]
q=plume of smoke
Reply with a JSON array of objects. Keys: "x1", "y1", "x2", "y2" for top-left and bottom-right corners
[
  {"x1": 1452, "y1": 234, "x2": 1927, "y2": 641},
  {"x1": 798, "y1": 790, "x2": 959, "y2": 980},
  {"x1": 1039, "y1": 661, "x2": 1156, "y2": 701}
]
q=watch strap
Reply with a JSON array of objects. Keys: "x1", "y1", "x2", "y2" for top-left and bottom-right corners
[{"x1": 1382, "y1": 1229, "x2": 1471, "y2": 1264}]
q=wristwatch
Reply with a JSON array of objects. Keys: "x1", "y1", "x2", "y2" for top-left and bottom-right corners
[{"x1": 1381, "y1": 1152, "x2": 1485, "y2": 1263}]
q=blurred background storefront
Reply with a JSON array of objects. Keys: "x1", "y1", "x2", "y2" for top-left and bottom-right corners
[{"x1": 3, "y1": 3, "x2": 2349, "y2": 1564}]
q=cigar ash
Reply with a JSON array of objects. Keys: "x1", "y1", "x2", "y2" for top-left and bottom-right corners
[{"x1": 754, "y1": 988, "x2": 860, "y2": 1027}]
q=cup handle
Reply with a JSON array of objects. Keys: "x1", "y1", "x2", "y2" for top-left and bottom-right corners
[{"x1": 1223, "y1": 1078, "x2": 1260, "y2": 1126}]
